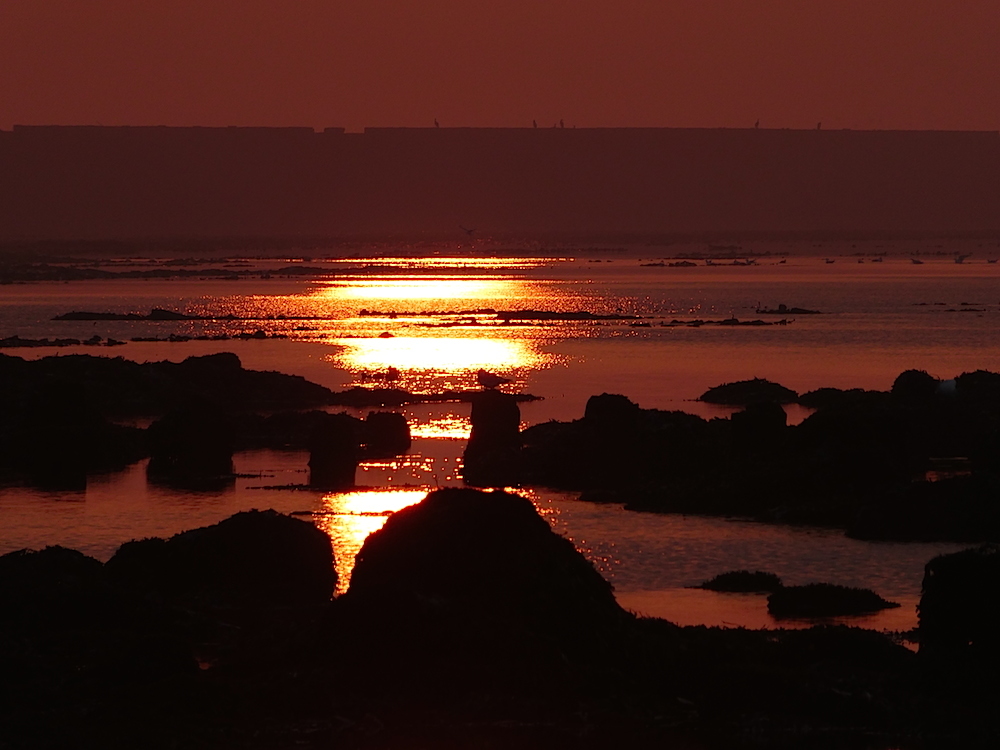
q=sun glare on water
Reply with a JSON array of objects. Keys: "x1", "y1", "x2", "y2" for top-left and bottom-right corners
[{"x1": 312, "y1": 489, "x2": 428, "y2": 594}]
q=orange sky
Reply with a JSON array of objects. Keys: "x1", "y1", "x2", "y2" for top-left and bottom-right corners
[{"x1": 2, "y1": 1, "x2": 997, "y2": 132}]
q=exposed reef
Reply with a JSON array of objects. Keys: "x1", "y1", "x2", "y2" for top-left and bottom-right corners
[
  {"x1": 698, "y1": 570, "x2": 784, "y2": 593},
  {"x1": 767, "y1": 583, "x2": 900, "y2": 618},
  {"x1": 2, "y1": 493, "x2": 998, "y2": 748},
  {"x1": 511, "y1": 369, "x2": 1000, "y2": 542}
]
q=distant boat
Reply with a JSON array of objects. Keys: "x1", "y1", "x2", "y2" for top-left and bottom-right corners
[
  {"x1": 824, "y1": 259, "x2": 835, "y2": 264},
  {"x1": 955, "y1": 254, "x2": 972, "y2": 264},
  {"x1": 911, "y1": 258, "x2": 924, "y2": 265}
]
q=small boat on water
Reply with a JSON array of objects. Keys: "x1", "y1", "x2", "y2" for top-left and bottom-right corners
[{"x1": 911, "y1": 258, "x2": 924, "y2": 265}]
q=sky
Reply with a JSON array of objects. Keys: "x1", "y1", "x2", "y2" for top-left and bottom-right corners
[{"x1": 2, "y1": 1, "x2": 998, "y2": 132}]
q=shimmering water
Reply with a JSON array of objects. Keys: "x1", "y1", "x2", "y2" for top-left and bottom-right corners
[{"x1": 2, "y1": 241, "x2": 995, "y2": 631}]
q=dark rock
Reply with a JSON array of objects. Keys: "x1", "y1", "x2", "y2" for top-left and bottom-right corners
[
  {"x1": 767, "y1": 583, "x2": 900, "y2": 618},
  {"x1": 699, "y1": 570, "x2": 784, "y2": 593},
  {"x1": 797, "y1": 386, "x2": 868, "y2": 410},
  {"x1": 106, "y1": 509, "x2": 335, "y2": 611},
  {"x1": 337, "y1": 488, "x2": 631, "y2": 695},
  {"x1": 731, "y1": 400, "x2": 787, "y2": 445},
  {"x1": 362, "y1": 411, "x2": 411, "y2": 457},
  {"x1": 308, "y1": 412, "x2": 362, "y2": 489},
  {"x1": 462, "y1": 389, "x2": 523, "y2": 486},
  {"x1": 918, "y1": 544, "x2": 1000, "y2": 664},
  {"x1": 583, "y1": 393, "x2": 643, "y2": 430},
  {"x1": 146, "y1": 403, "x2": 235, "y2": 489},
  {"x1": 0, "y1": 546, "x2": 113, "y2": 631},
  {"x1": 699, "y1": 378, "x2": 798, "y2": 405},
  {"x1": 891, "y1": 369, "x2": 941, "y2": 405}
]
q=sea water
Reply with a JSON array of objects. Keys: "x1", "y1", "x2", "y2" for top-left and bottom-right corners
[{"x1": 2, "y1": 240, "x2": 996, "y2": 631}]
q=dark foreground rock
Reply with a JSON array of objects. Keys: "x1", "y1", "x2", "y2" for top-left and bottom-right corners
[
  {"x1": 919, "y1": 544, "x2": 1000, "y2": 665},
  {"x1": 106, "y1": 509, "x2": 335, "y2": 612},
  {"x1": 461, "y1": 390, "x2": 524, "y2": 486},
  {"x1": 2, "y1": 498, "x2": 1000, "y2": 748}
]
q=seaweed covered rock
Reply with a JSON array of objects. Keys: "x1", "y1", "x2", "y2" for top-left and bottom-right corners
[
  {"x1": 308, "y1": 412, "x2": 362, "y2": 489},
  {"x1": 699, "y1": 570, "x2": 784, "y2": 593},
  {"x1": 767, "y1": 583, "x2": 899, "y2": 618},
  {"x1": 462, "y1": 390, "x2": 523, "y2": 486},
  {"x1": 699, "y1": 378, "x2": 798, "y2": 405},
  {"x1": 107, "y1": 509, "x2": 335, "y2": 611},
  {"x1": 919, "y1": 544, "x2": 1000, "y2": 664},
  {"x1": 337, "y1": 488, "x2": 631, "y2": 697}
]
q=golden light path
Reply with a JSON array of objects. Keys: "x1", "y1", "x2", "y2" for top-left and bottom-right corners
[
  {"x1": 312, "y1": 489, "x2": 428, "y2": 594},
  {"x1": 339, "y1": 335, "x2": 531, "y2": 372},
  {"x1": 322, "y1": 275, "x2": 510, "y2": 301}
]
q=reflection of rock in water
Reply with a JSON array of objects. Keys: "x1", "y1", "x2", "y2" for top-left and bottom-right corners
[{"x1": 461, "y1": 389, "x2": 522, "y2": 486}]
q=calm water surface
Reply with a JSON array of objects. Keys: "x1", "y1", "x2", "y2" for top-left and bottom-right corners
[{"x1": 2, "y1": 242, "x2": 993, "y2": 630}]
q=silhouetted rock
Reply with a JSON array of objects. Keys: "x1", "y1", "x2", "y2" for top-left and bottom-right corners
[
  {"x1": 797, "y1": 386, "x2": 868, "y2": 410},
  {"x1": 146, "y1": 403, "x2": 235, "y2": 489},
  {"x1": 308, "y1": 412, "x2": 362, "y2": 489},
  {"x1": 362, "y1": 410, "x2": 411, "y2": 457},
  {"x1": 918, "y1": 544, "x2": 1000, "y2": 664},
  {"x1": 0, "y1": 546, "x2": 112, "y2": 631},
  {"x1": 699, "y1": 377, "x2": 798, "y2": 405},
  {"x1": 107, "y1": 509, "x2": 335, "y2": 611},
  {"x1": 891, "y1": 369, "x2": 941, "y2": 405},
  {"x1": 462, "y1": 389, "x2": 523, "y2": 486},
  {"x1": 731, "y1": 400, "x2": 787, "y2": 445},
  {"x1": 849, "y1": 473, "x2": 1000, "y2": 542},
  {"x1": 699, "y1": 570, "x2": 784, "y2": 593},
  {"x1": 337, "y1": 488, "x2": 631, "y2": 697},
  {"x1": 768, "y1": 583, "x2": 900, "y2": 618},
  {"x1": 583, "y1": 392, "x2": 643, "y2": 430}
]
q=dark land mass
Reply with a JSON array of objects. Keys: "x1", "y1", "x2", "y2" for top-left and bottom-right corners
[
  {"x1": 1, "y1": 492, "x2": 998, "y2": 749},
  {"x1": 1, "y1": 126, "x2": 998, "y2": 240},
  {"x1": 465, "y1": 371, "x2": 1000, "y2": 542}
]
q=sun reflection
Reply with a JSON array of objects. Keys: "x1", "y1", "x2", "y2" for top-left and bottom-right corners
[
  {"x1": 312, "y1": 489, "x2": 428, "y2": 594},
  {"x1": 409, "y1": 414, "x2": 471, "y2": 440},
  {"x1": 318, "y1": 276, "x2": 510, "y2": 301},
  {"x1": 339, "y1": 335, "x2": 530, "y2": 373}
]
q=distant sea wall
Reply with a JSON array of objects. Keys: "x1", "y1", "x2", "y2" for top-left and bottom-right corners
[{"x1": 1, "y1": 125, "x2": 998, "y2": 240}]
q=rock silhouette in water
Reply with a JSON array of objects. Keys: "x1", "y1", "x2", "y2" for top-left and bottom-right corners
[
  {"x1": 362, "y1": 411, "x2": 411, "y2": 457},
  {"x1": 308, "y1": 412, "x2": 362, "y2": 489},
  {"x1": 767, "y1": 583, "x2": 900, "y2": 618},
  {"x1": 337, "y1": 487, "x2": 631, "y2": 697},
  {"x1": 146, "y1": 402, "x2": 235, "y2": 489},
  {"x1": 107, "y1": 509, "x2": 335, "y2": 611},
  {"x1": 462, "y1": 389, "x2": 523, "y2": 486},
  {"x1": 918, "y1": 544, "x2": 1000, "y2": 665}
]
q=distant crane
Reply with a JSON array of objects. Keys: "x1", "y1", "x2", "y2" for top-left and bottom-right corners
[{"x1": 434, "y1": 119, "x2": 440, "y2": 128}]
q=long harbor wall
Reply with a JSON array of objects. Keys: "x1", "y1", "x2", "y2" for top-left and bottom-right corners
[{"x1": 1, "y1": 125, "x2": 998, "y2": 239}]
